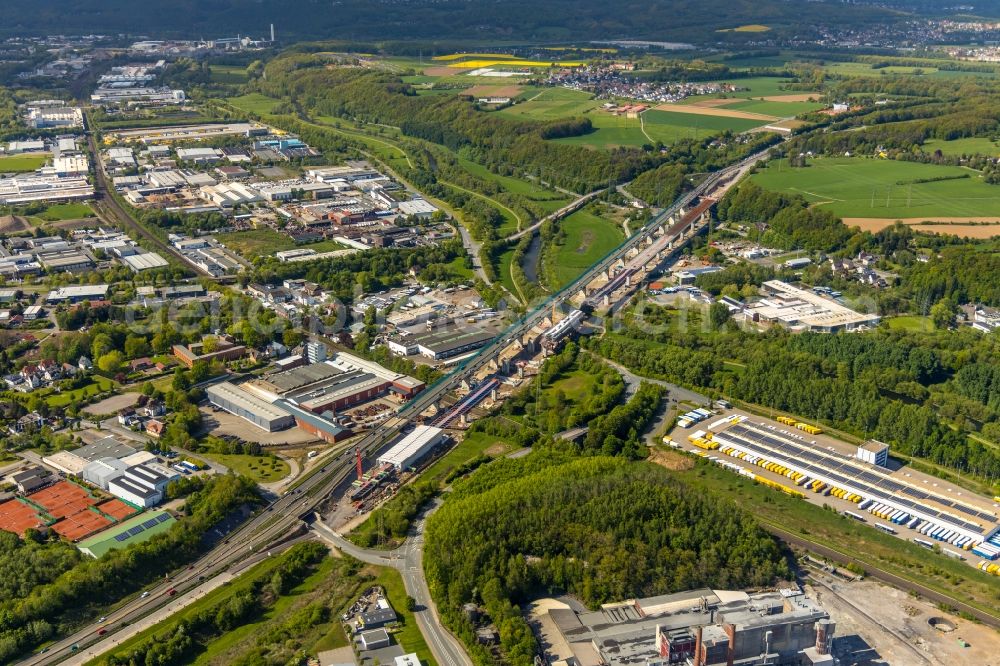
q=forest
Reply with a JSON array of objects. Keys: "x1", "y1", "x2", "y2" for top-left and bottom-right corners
[
  {"x1": 0, "y1": 0, "x2": 901, "y2": 42},
  {"x1": 585, "y1": 306, "x2": 1000, "y2": 484},
  {"x1": 423, "y1": 453, "x2": 790, "y2": 666},
  {"x1": 0, "y1": 475, "x2": 260, "y2": 662}
]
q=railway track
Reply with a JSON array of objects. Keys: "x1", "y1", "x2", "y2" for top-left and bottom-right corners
[{"x1": 764, "y1": 522, "x2": 1000, "y2": 629}]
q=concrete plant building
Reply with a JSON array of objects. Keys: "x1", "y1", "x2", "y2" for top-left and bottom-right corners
[
  {"x1": 206, "y1": 381, "x2": 295, "y2": 432},
  {"x1": 377, "y1": 425, "x2": 445, "y2": 471},
  {"x1": 541, "y1": 588, "x2": 835, "y2": 666}
]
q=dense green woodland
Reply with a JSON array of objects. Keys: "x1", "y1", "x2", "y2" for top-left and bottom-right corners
[
  {"x1": 586, "y1": 306, "x2": 1000, "y2": 484},
  {"x1": 0, "y1": 475, "x2": 260, "y2": 662},
  {"x1": 424, "y1": 454, "x2": 789, "y2": 666},
  {"x1": 1, "y1": 0, "x2": 900, "y2": 41}
]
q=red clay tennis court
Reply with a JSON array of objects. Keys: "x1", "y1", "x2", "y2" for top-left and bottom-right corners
[
  {"x1": 0, "y1": 499, "x2": 46, "y2": 534},
  {"x1": 97, "y1": 499, "x2": 138, "y2": 521},
  {"x1": 29, "y1": 480, "x2": 98, "y2": 518},
  {"x1": 1, "y1": 480, "x2": 143, "y2": 542},
  {"x1": 51, "y1": 509, "x2": 112, "y2": 541}
]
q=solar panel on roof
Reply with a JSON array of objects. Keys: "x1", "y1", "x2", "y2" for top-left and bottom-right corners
[
  {"x1": 142, "y1": 518, "x2": 158, "y2": 529},
  {"x1": 156, "y1": 513, "x2": 170, "y2": 523},
  {"x1": 114, "y1": 533, "x2": 129, "y2": 542},
  {"x1": 127, "y1": 526, "x2": 144, "y2": 536}
]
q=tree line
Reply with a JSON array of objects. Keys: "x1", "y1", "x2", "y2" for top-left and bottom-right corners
[{"x1": 424, "y1": 454, "x2": 791, "y2": 666}]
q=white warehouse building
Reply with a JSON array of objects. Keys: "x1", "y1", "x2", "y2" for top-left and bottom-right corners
[{"x1": 377, "y1": 425, "x2": 445, "y2": 471}]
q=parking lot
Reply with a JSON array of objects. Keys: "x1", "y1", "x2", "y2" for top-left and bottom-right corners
[{"x1": 668, "y1": 407, "x2": 1000, "y2": 570}]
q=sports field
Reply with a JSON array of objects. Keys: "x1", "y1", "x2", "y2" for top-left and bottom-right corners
[
  {"x1": 751, "y1": 157, "x2": 1000, "y2": 219},
  {"x1": 544, "y1": 208, "x2": 623, "y2": 288}
]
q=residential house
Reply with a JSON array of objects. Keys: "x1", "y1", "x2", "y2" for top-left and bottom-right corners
[{"x1": 146, "y1": 419, "x2": 165, "y2": 438}]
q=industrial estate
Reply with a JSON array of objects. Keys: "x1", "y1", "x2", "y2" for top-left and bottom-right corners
[{"x1": 1, "y1": 5, "x2": 1000, "y2": 666}]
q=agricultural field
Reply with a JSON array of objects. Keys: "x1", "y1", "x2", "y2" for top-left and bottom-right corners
[
  {"x1": 209, "y1": 64, "x2": 250, "y2": 84},
  {"x1": 717, "y1": 23, "x2": 771, "y2": 32},
  {"x1": 643, "y1": 108, "x2": 768, "y2": 137},
  {"x1": 431, "y1": 53, "x2": 585, "y2": 68},
  {"x1": 751, "y1": 156, "x2": 1000, "y2": 219},
  {"x1": 543, "y1": 207, "x2": 623, "y2": 288},
  {"x1": 0, "y1": 154, "x2": 47, "y2": 172},
  {"x1": 922, "y1": 137, "x2": 1000, "y2": 157},
  {"x1": 498, "y1": 87, "x2": 599, "y2": 120},
  {"x1": 678, "y1": 76, "x2": 807, "y2": 103},
  {"x1": 227, "y1": 93, "x2": 283, "y2": 115},
  {"x1": 722, "y1": 98, "x2": 826, "y2": 116}
]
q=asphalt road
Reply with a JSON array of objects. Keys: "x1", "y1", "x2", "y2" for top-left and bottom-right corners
[{"x1": 313, "y1": 501, "x2": 472, "y2": 666}]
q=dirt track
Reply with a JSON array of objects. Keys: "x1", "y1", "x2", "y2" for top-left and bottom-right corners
[
  {"x1": 762, "y1": 93, "x2": 821, "y2": 102},
  {"x1": 844, "y1": 217, "x2": 1000, "y2": 238},
  {"x1": 653, "y1": 103, "x2": 778, "y2": 121}
]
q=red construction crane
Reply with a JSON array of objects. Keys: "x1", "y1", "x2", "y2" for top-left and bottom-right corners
[{"x1": 355, "y1": 446, "x2": 363, "y2": 481}]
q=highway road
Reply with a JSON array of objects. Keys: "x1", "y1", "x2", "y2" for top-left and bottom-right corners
[
  {"x1": 313, "y1": 499, "x2": 472, "y2": 666},
  {"x1": 21, "y1": 145, "x2": 775, "y2": 665}
]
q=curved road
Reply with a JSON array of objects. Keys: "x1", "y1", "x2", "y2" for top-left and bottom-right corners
[{"x1": 313, "y1": 501, "x2": 471, "y2": 666}]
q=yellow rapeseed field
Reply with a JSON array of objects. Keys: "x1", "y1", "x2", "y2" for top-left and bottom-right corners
[
  {"x1": 432, "y1": 53, "x2": 520, "y2": 61},
  {"x1": 447, "y1": 59, "x2": 585, "y2": 69}
]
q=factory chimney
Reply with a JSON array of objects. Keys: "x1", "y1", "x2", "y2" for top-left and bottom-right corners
[
  {"x1": 814, "y1": 618, "x2": 836, "y2": 655},
  {"x1": 270, "y1": 23, "x2": 275, "y2": 42}
]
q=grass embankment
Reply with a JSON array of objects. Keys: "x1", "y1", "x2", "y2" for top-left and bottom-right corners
[
  {"x1": 215, "y1": 228, "x2": 346, "y2": 259},
  {"x1": 419, "y1": 426, "x2": 523, "y2": 486},
  {"x1": 198, "y1": 452, "x2": 290, "y2": 484},
  {"x1": 88, "y1": 548, "x2": 436, "y2": 666},
  {"x1": 657, "y1": 448, "x2": 1000, "y2": 617},
  {"x1": 542, "y1": 208, "x2": 623, "y2": 289},
  {"x1": 0, "y1": 154, "x2": 48, "y2": 172}
]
